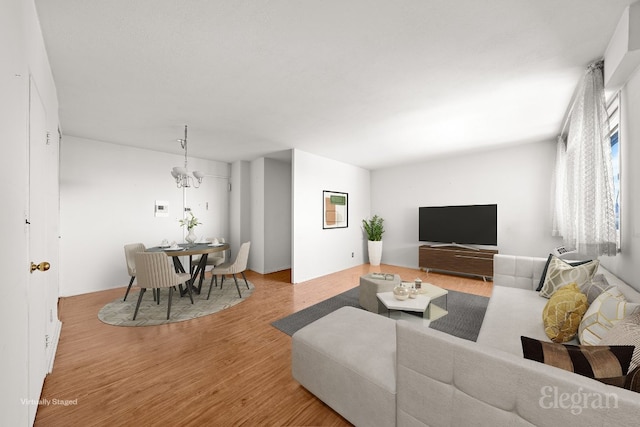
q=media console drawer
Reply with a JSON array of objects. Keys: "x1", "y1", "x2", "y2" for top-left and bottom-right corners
[{"x1": 419, "y1": 245, "x2": 498, "y2": 279}]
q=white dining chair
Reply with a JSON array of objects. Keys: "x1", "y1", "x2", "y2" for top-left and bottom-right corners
[
  {"x1": 123, "y1": 243, "x2": 146, "y2": 301},
  {"x1": 208, "y1": 241, "x2": 251, "y2": 299},
  {"x1": 133, "y1": 252, "x2": 193, "y2": 320},
  {"x1": 191, "y1": 237, "x2": 227, "y2": 272}
]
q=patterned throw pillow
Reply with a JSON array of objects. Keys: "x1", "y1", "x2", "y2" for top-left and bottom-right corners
[
  {"x1": 536, "y1": 254, "x2": 594, "y2": 292},
  {"x1": 539, "y1": 256, "x2": 599, "y2": 299},
  {"x1": 521, "y1": 336, "x2": 634, "y2": 387},
  {"x1": 579, "y1": 287, "x2": 640, "y2": 345},
  {"x1": 579, "y1": 274, "x2": 610, "y2": 305},
  {"x1": 600, "y1": 312, "x2": 640, "y2": 371},
  {"x1": 543, "y1": 283, "x2": 588, "y2": 343}
]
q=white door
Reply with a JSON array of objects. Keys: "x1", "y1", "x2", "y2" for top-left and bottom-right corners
[
  {"x1": 27, "y1": 77, "x2": 58, "y2": 426},
  {"x1": 0, "y1": 66, "x2": 30, "y2": 425}
]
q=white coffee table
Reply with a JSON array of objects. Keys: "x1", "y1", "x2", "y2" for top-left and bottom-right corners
[{"x1": 376, "y1": 282, "x2": 448, "y2": 321}]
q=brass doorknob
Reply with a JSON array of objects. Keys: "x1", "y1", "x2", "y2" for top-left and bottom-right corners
[{"x1": 30, "y1": 261, "x2": 51, "y2": 273}]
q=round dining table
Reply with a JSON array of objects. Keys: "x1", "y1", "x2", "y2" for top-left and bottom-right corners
[{"x1": 148, "y1": 243, "x2": 230, "y2": 295}]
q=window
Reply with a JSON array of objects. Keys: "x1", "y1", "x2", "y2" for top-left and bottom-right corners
[{"x1": 607, "y1": 93, "x2": 620, "y2": 247}]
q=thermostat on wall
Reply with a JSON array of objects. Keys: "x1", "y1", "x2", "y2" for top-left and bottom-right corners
[{"x1": 155, "y1": 200, "x2": 169, "y2": 217}]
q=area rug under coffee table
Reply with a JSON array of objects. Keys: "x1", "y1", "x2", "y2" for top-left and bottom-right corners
[{"x1": 271, "y1": 286, "x2": 489, "y2": 341}]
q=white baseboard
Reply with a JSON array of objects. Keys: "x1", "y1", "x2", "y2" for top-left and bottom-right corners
[{"x1": 47, "y1": 319, "x2": 62, "y2": 374}]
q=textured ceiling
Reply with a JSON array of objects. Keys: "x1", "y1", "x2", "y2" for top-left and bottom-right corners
[{"x1": 35, "y1": 0, "x2": 632, "y2": 170}]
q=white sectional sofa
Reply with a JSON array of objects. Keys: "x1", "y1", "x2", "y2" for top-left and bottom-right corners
[{"x1": 291, "y1": 254, "x2": 640, "y2": 426}]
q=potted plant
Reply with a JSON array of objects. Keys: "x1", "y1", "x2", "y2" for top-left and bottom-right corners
[
  {"x1": 179, "y1": 211, "x2": 201, "y2": 244},
  {"x1": 362, "y1": 215, "x2": 385, "y2": 266}
]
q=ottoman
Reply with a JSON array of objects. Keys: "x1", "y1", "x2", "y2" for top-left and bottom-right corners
[
  {"x1": 291, "y1": 306, "x2": 397, "y2": 427},
  {"x1": 359, "y1": 273, "x2": 401, "y2": 313}
]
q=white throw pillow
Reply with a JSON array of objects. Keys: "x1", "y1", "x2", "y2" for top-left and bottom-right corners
[
  {"x1": 600, "y1": 312, "x2": 640, "y2": 372},
  {"x1": 578, "y1": 287, "x2": 640, "y2": 345}
]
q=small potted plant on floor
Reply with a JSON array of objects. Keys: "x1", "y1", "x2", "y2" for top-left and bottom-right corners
[{"x1": 362, "y1": 215, "x2": 385, "y2": 266}]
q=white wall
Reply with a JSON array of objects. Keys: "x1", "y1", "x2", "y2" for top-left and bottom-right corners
[
  {"x1": 371, "y1": 140, "x2": 563, "y2": 268},
  {"x1": 59, "y1": 136, "x2": 230, "y2": 296},
  {"x1": 250, "y1": 158, "x2": 266, "y2": 273},
  {"x1": 292, "y1": 149, "x2": 370, "y2": 283},
  {"x1": 230, "y1": 160, "x2": 251, "y2": 261},
  {"x1": 264, "y1": 158, "x2": 292, "y2": 273},
  {"x1": 250, "y1": 157, "x2": 293, "y2": 274},
  {"x1": 599, "y1": 66, "x2": 640, "y2": 288}
]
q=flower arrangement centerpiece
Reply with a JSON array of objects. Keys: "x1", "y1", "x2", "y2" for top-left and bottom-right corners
[{"x1": 179, "y1": 212, "x2": 201, "y2": 244}]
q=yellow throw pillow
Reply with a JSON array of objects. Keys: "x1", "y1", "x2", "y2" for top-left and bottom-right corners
[{"x1": 543, "y1": 283, "x2": 588, "y2": 343}]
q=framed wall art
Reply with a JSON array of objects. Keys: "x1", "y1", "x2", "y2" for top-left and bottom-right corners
[{"x1": 323, "y1": 190, "x2": 348, "y2": 229}]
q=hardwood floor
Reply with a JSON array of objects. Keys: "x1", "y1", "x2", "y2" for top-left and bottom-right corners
[{"x1": 35, "y1": 264, "x2": 492, "y2": 426}]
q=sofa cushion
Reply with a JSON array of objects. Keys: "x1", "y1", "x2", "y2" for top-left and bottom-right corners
[
  {"x1": 538, "y1": 255, "x2": 599, "y2": 298},
  {"x1": 493, "y1": 254, "x2": 549, "y2": 290},
  {"x1": 543, "y1": 283, "x2": 588, "y2": 343},
  {"x1": 579, "y1": 287, "x2": 640, "y2": 345},
  {"x1": 291, "y1": 306, "x2": 397, "y2": 427},
  {"x1": 600, "y1": 312, "x2": 640, "y2": 371},
  {"x1": 477, "y1": 286, "x2": 553, "y2": 356},
  {"x1": 521, "y1": 336, "x2": 634, "y2": 387}
]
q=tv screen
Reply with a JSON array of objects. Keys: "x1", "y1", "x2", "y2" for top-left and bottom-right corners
[{"x1": 419, "y1": 204, "x2": 497, "y2": 246}]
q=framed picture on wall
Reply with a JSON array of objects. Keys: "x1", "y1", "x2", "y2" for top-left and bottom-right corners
[{"x1": 323, "y1": 190, "x2": 348, "y2": 229}]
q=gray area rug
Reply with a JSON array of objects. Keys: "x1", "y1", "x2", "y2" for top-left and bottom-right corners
[
  {"x1": 271, "y1": 287, "x2": 361, "y2": 336},
  {"x1": 271, "y1": 286, "x2": 489, "y2": 341},
  {"x1": 428, "y1": 289, "x2": 490, "y2": 341},
  {"x1": 98, "y1": 280, "x2": 254, "y2": 327}
]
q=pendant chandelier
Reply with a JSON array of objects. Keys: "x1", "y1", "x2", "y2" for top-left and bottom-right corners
[{"x1": 171, "y1": 125, "x2": 204, "y2": 188}]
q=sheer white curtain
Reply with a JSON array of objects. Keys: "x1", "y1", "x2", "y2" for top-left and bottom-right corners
[
  {"x1": 555, "y1": 60, "x2": 617, "y2": 257},
  {"x1": 551, "y1": 135, "x2": 566, "y2": 238}
]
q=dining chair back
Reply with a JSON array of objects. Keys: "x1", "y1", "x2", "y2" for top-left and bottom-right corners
[
  {"x1": 191, "y1": 237, "x2": 227, "y2": 272},
  {"x1": 208, "y1": 241, "x2": 251, "y2": 299},
  {"x1": 133, "y1": 252, "x2": 193, "y2": 320},
  {"x1": 208, "y1": 237, "x2": 227, "y2": 266},
  {"x1": 123, "y1": 243, "x2": 146, "y2": 301}
]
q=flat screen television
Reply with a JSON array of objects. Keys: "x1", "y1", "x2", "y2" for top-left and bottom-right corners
[{"x1": 419, "y1": 204, "x2": 497, "y2": 246}]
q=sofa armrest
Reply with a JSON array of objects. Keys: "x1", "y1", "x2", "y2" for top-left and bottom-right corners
[{"x1": 493, "y1": 254, "x2": 548, "y2": 290}]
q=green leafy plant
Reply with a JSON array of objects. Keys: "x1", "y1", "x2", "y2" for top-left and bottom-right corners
[
  {"x1": 179, "y1": 212, "x2": 201, "y2": 230},
  {"x1": 362, "y1": 215, "x2": 385, "y2": 241}
]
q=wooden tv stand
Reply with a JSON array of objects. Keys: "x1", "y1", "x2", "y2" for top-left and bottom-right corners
[{"x1": 419, "y1": 245, "x2": 498, "y2": 280}]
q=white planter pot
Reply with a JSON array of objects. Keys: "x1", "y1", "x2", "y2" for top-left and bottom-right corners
[{"x1": 367, "y1": 240, "x2": 383, "y2": 266}]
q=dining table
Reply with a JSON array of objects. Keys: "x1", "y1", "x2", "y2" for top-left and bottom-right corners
[{"x1": 147, "y1": 242, "x2": 230, "y2": 296}]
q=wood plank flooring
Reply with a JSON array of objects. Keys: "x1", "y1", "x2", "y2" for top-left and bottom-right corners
[{"x1": 35, "y1": 264, "x2": 492, "y2": 427}]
